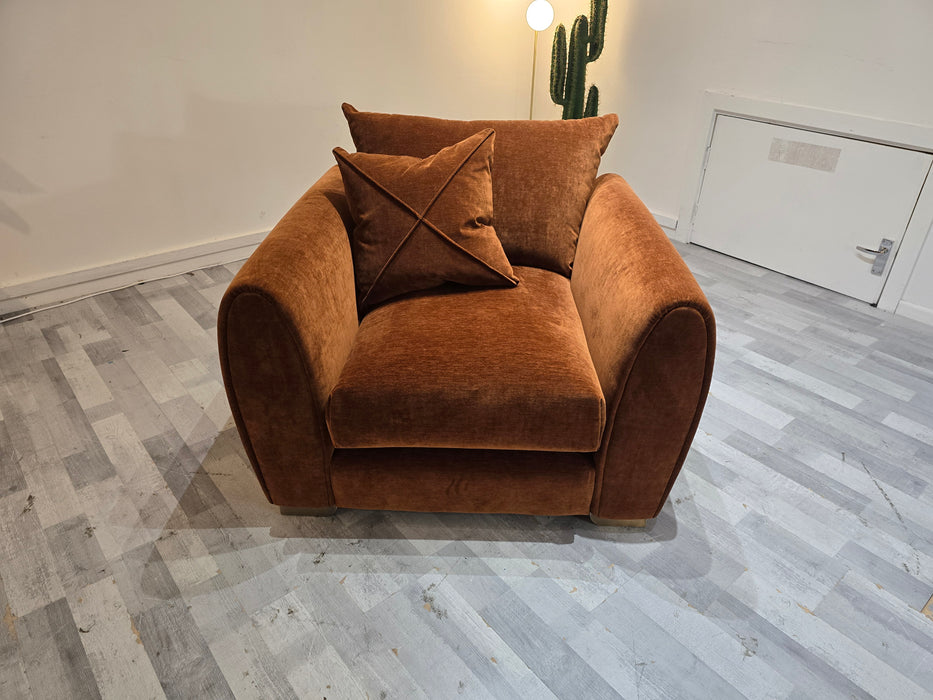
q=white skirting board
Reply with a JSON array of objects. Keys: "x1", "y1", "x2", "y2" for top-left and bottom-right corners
[
  {"x1": 652, "y1": 211, "x2": 678, "y2": 237},
  {"x1": 0, "y1": 230, "x2": 268, "y2": 319},
  {"x1": 895, "y1": 300, "x2": 933, "y2": 327}
]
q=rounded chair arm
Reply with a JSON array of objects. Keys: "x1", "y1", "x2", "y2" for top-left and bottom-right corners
[
  {"x1": 218, "y1": 167, "x2": 359, "y2": 508},
  {"x1": 571, "y1": 174, "x2": 716, "y2": 520}
]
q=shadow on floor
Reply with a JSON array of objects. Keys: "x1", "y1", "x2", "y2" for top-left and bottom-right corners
[
  {"x1": 135, "y1": 409, "x2": 721, "y2": 611},
  {"x1": 156, "y1": 423, "x2": 704, "y2": 553}
]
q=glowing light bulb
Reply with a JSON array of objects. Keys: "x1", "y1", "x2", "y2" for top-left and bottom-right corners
[{"x1": 526, "y1": 0, "x2": 554, "y2": 32}]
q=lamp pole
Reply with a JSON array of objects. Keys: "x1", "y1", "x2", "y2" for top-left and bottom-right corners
[
  {"x1": 526, "y1": 1, "x2": 554, "y2": 120},
  {"x1": 530, "y1": 30, "x2": 538, "y2": 120}
]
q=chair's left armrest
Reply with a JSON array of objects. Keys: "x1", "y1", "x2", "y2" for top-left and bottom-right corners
[{"x1": 571, "y1": 174, "x2": 716, "y2": 520}]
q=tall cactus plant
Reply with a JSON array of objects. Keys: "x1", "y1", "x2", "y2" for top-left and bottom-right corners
[{"x1": 549, "y1": 0, "x2": 608, "y2": 119}]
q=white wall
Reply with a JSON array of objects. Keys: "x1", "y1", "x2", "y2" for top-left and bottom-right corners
[
  {"x1": 535, "y1": 0, "x2": 933, "y2": 219},
  {"x1": 534, "y1": 0, "x2": 933, "y2": 318},
  {"x1": 0, "y1": 0, "x2": 531, "y2": 290},
  {"x1": 899, "y1": 226, "x2": 933, "y2": 324},
  {"x1": 4, "y1": 0, "x2": 932, "y2": 318}
]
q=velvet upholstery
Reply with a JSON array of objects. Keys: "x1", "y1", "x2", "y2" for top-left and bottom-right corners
[
  {"x1": 333, "y1": 129, "x2": 517, "y2": 312},
  {"x1": 327, "y1": 266, "x2": 606, "y2": 451},
  {"x1": 571, "y1": 174, "x2": 716, "y2": 520},
  {"x1": 331, "y1": 449, "x2": 595, "y2": 515},
  {"x1": 219, "y1": 158, "x2": 715, "y2": 522},
  {"x1": 342, "y1": 103, "x2": 618, "y2": 276},
  {"x1": 218, "y1": 167, "x2": 357, "y2": 509}
]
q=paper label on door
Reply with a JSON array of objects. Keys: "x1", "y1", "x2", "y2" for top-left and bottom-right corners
[{"x1": 769, "y1": 138, "x2": 841, "y2": 172}]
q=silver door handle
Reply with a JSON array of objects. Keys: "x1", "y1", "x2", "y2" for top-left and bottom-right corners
[
  {"x1": 857, "y1": 238, "x2": 894, "y2": 276},
  {"x1": 856, "y1": 244, "x2": 889, "y2": 255}
]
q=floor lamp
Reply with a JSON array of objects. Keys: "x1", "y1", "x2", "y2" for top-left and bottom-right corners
[{"x1": 526, "y1": 1, "x2": 555, "y2": 119}]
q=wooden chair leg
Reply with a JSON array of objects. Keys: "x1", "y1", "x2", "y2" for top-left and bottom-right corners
[
  {"x1": 279, "y1": 506, "x2": 337, "y2": 517},
  {"x1": 589, "y1": 513, "x2": 647, "y2": 528}
]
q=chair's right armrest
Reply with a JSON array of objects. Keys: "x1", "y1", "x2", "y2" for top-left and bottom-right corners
[
  {"x1": 218, "y1": 166, "x2": 359, "y2": 508},
  {"x1": 571, "y1": 174, "x2": 716, "y2": 521}
]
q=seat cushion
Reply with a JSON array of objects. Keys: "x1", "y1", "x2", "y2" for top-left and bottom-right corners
[
  {"x1": 326, "y1": 266, "x2": 606, "y2": 451},
  {"x1": 342, "y1": 103, "x2": 618, "y2": 276},
  {"x1": 333, "y1": 129, "x2": 517, "y2": 313}
]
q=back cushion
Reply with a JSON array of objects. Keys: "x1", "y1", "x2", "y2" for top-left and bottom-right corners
[{"x1": 342, "y1": 103, "x2": 618, "y2": 276}]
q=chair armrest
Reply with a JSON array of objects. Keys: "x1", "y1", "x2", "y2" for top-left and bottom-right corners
[
  {"x1": 571, "y1": 174, "x2": 716, "y2": 520},
  {"x1": 218, "y1": 166, "x2": 358, "y2": 508}
]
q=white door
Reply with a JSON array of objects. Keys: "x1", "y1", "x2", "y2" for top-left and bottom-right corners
[{"x1": 691, "y1": 115, "x2": 933, "y2": 304}]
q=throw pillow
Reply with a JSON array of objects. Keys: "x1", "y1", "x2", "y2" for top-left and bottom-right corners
[
  {"x1": 333, "y1": 128, "x2": 518, "y2": 313},
  {"x1": 342, "y1": 103, "x2": 619, "y2": 276}
]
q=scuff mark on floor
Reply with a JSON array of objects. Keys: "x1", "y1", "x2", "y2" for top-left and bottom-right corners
[
  {"x1": 631, "y1": 638, "x2": 648, "y2": 700},
  {"x1": 3, "y1": 604, "x2": 17, "y2": 640},
  {"x1": 738, "y1": 634, "x2": 758, "y2": 657},
  {"x1": 421, "y1": 582, "x2": 448, "y2": 620},
  {"x1": 130, "y1": 616, "x2": 143, "y2": 644},
  {"x1": 858, "y1": 459, "x2": 921, "y2": 575},
  {"x1": 21, "y1": 493, "x2": 35, "y2": 514}
]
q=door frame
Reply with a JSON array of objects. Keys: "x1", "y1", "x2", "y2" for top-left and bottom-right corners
[{"x1": 676, "y1": 91, "x2": 933, "y2": 312}]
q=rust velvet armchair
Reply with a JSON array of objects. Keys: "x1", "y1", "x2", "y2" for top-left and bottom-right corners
[{"x1": 218, "y1": 107, "x2": 715, "y2": 526}]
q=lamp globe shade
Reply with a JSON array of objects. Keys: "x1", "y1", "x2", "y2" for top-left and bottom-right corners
[{"x1": 526, "y1": 0, "x2": 554, "y2": 31}]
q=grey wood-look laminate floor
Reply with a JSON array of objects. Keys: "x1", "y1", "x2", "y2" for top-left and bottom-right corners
[{"x1": 1, "y1": 243, "x2": 932, "y2": 699}]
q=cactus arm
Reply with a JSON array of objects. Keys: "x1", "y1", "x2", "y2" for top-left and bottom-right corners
[
  {"x1": 587, "y1": 0, "x2": 607, "y2": 62},
  {"x1": 549, "y1": 0, "x2": 608, "y2": 119},
  {"x1": 565, "y1": 15, "x2": 590, "y2": 119},
  {"x1": 549, "y1": 24, "x2": 568, "y2": 107},
  {"x1": 584, "y1": 85, "x2": 599, "y2": 118}
]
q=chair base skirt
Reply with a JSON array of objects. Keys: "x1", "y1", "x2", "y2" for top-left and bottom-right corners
[
  {"x1": 280, "y1": 506, "x2": 337, "y2": 517},
  {"x1": 589, "y1": 514, "x2": 647, "y2": 528},
  {"x1": 331, "y1": 448, "x2": 595, "y2": 516}
]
